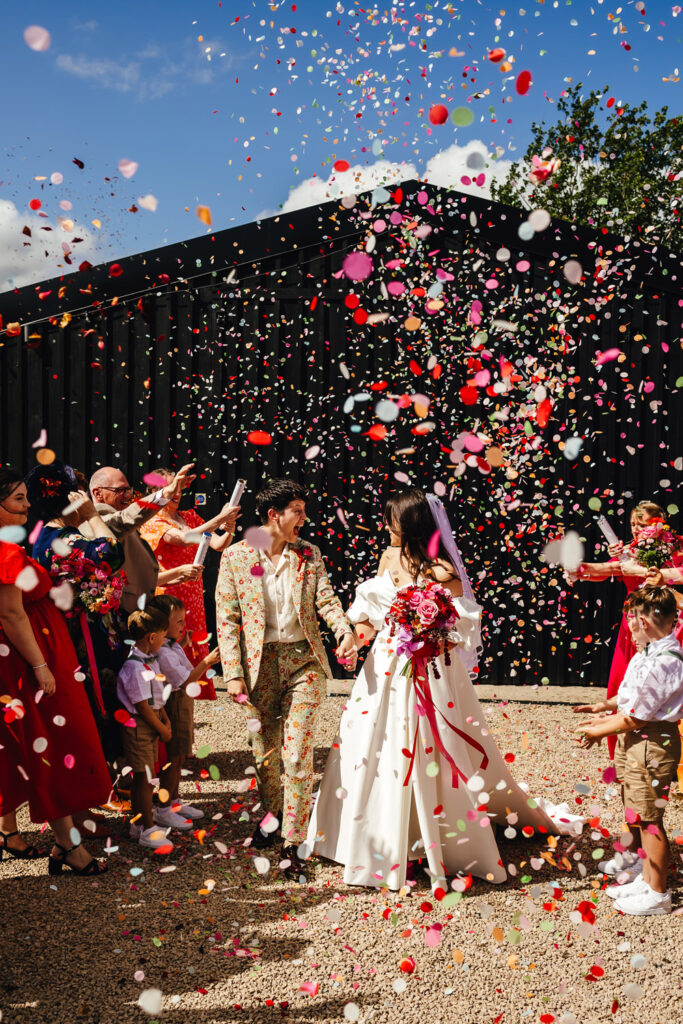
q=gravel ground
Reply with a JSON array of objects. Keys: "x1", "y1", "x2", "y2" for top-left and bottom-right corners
[{"x1": 2, "y1": 684, "x2": 683, "y2": 1024}]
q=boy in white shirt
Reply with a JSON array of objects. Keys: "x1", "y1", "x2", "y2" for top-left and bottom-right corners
[
  {"x1": 148, "y1": 595, "x2": 221, "y2": 828},
  {"x1": 576, "y1": 586, "x2": 683, "y2": 916},
  {"x1": 116, "y1": 607, "x2": 174, "y2": 852}
]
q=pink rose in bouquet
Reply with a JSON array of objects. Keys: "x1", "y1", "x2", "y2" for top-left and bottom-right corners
[{"x1": 416, "y1": 596, "x2": 439, "y2": 628}]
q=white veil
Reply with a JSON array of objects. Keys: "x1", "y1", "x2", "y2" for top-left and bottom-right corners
[{"x1": 426, "y1": 493, "x2": 482, "y2": 679}]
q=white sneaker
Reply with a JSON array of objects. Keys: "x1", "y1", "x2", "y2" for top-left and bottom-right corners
[
  {"x1": 605, "y1": 873, "x2": 648, "y2": 900},
  {"x1": 598, "y1": 851, "x2": 639, "y2": 876},
  {"x1": 139, "y1": 826, "x2": 173, "y2": 851},
  {"x1": 176, "y1": 803, "x2": 203, "y2": 821},
  {"x1": 614, "y1": 884, "x2": 672, "y2": 916},
  {"x1": 154, "y1": 806, "x2": 193, "y2": 831}
]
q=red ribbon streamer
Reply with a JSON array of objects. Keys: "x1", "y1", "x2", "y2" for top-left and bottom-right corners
[
  {"x1": 403, "y1": 653, "x2": 489, "y2": 788},
  {"x1": 80, "y1": 611, "x2": 105, "y2": 716}
]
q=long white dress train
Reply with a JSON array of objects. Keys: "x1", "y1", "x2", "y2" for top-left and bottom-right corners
[{"x1": 304, "y1": 573, "x2": 582, "y2": 891}]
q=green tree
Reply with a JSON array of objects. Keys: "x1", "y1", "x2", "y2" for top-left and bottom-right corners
[{"x1": 491, "y1": 84, "x2": 683, "y2": 247}]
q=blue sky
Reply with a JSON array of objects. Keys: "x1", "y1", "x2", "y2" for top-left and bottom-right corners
[{"x1": 0, "y1": 0, "x2": 680, "y2": 290}]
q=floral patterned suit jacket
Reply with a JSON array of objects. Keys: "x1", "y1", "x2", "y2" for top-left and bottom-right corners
[{"x1": 215, "y1": 538, "x2": 351, "y2": 692}]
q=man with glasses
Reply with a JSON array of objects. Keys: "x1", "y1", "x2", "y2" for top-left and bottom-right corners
[{"x1": 84, "y1": 464, "x2": 201, "y2": 614}]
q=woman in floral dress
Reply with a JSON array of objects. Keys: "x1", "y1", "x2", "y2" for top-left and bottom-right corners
[{"x1": 140, "y1": 470, "x2": 240, "y2": 700}]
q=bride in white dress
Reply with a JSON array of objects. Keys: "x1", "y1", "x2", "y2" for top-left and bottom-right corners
[{"x1": 304, "y1": 488, "x2": 581, "y2": 892}]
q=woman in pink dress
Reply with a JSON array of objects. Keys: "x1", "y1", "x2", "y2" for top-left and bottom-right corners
[
  {"x1": 140, "y1": 470, "x2": 240, "y2": 701},
  {"x1": 568, "y1": 501, "x2": 683, "y2": 756},
  {"x1": 0, "y1": 468, "x2": 109, "y2": 875}
]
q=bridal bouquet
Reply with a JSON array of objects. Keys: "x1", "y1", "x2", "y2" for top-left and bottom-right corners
[
  {"x1": 387, "y1": 581, "x2": 488, "y2": 789},
  {"x1": 387, "y1": 580, "x2": 459, "y2": 675},
  {"x1": 629, "y1": 519, "x2": 681, "y2": 569},
  {"x1": 49, "y1": 549, "x2": 126, "y2": 647}
]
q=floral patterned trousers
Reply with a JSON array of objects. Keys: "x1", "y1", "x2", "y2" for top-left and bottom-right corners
[{"x1": 247, "y1": 641, "x2": 327, "y2": 844}]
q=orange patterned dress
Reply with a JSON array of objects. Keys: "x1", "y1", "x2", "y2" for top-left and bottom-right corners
[{"x1": 140, "y1": 507, "x2": 216, "y2": 700}]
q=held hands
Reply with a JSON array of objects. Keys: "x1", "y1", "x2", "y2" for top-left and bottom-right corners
[
  {"x1": 607, "y1": 541, "x2": 624, "y2": 559},
  {"x1": 162, "y1": 463, "x2": 196, "y2": 502},
  {"x1": 34, "y1": 663, "x2": 56, "y2": 695},
  {"x1": 336, "y1": 633, "x2": 358, "y2": 671}
]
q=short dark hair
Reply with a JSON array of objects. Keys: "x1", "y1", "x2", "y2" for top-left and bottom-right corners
[
  {"x1": 254, "y1": 478, "x2": 308, "y2": 524},
  {"x1": 148, "y1": 593, "x2": 185, "y2": 616},
  {"x1": 127, "y1": 607, "x2": 169, "y2": 641},
  {"x1": 625, "y1": 585, "x2": 678, "y2": 624}
]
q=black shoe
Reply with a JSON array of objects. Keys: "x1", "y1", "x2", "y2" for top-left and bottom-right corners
[
  {"x1": 0, "y1": 830, "x2": 46, "y2": 861},
  {"x1": 280, "y1": 844, "x2": 309, "y2": 880},
  {"x1": 251, "y1": 810, "x2": 282, "y2": 849},
  {"x1": 48, "y1": 842, "x2": 108, "y2": 877}
]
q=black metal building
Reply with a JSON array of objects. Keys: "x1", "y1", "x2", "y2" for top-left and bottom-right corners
[{"x1": 1, "y1": 181, "x2": 681, "y2": 685}]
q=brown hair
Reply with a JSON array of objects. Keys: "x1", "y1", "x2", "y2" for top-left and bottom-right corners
[
  {"x1": 127, "y1": 607, "x2": 169, "y2": 641},
  {"x1": 145, "y1": 468, "x2": 174, "y2": 495},
  {"x1": 632, "y1": 501, "x2": 665, "y2": 521},
  {"x1": 148, "y1": 593, "x2": 185, "y2": 616},
  {"x1": 384, "y1": 487, "x2": 455, "y2": 582},
  {"x1": 624, "y1": 585, "x2": 678, "y2": 624}
]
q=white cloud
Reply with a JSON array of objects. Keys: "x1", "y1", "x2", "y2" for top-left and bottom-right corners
[
  {"x1": 274, "y1": 141, "x2": 513, "y2": 218},
  {"x1": 280, "y1": 158, "x2": 419, "y2": 213},
  {"x1": 55, "y1": 35, "x2": 240, "y2": 101},
  {"x1": 423, "y1": 140, "x2": 512, "y2": 199},
  {"x1": 0, "y1": 200, "x2": 101, "y2": 294},
  {"x1": 56, "y1": 54, "x2": 142, "y2": 93}
]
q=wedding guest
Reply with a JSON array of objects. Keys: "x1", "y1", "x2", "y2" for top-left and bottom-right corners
[
  {"x1": 28, "y1": 462, "x2": 125, "y2": 759},
  {"x1": 82, "y1": 464, "x2": 201, "y2": 615},
  {"x1": 0, "y1": 468, "x2": 109, "y2": 875},
  {"x1": 148, "y1": 594, "x2": 221, "y2": 825},
  {"x1": 566, "y1": 501, "x2": 683, "y2": 761},
  {"x1": 117, "y1": 606, "x2": 175, "y2": 851},
  {"x1": 577, "y1": 586, "x2": 683, "y2": 916},
  {"x1": 140, "y1": 469, "x2": 240, "y2": 701}
]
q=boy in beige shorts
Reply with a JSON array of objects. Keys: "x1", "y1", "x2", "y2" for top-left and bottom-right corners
[
  {"x1": 148, "y1": 595, "x2": 221, "y2": 829},
  {"x1": 577, "y1": 585, "x2": 683, "y2": 916},
  {"x1": 116, "y1": 607, "x2": 174, "y2": 852}
]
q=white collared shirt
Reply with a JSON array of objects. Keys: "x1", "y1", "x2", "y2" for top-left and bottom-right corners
[
  {"x1": 259, "y1": 545, "x2": 305, "y2": 644},
  {"x1": 617, "y1": 630, "x2": 683, "y2": 722},
  {"x1": 116, "y1": 646, "x2": 166, "y2": 714}
]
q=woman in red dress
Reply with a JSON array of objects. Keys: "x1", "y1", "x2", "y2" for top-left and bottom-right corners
[
  {"x1": 568, "y1": 500, "x2": 683, "y2": 756},
  {"x1": 139, "y1": 470, "x2": 240, "y2": 701},
  {"x1": 0, "y1": 468, "x2": 109, "y2": 875}
]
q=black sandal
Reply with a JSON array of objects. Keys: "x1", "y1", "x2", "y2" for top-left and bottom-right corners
[
  {"x1": 48, "y1": 842, "x2": 108, "y2": 877},
  {"x1": 0, "y1": 830, "x2": 46, "y2": 861}
]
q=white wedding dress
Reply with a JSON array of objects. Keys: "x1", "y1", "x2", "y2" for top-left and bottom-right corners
[{"x1": 304, "y1": 573, "x2": 582, "y2": 892}]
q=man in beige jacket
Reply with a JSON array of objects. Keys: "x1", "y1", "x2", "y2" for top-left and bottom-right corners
[
  {"x1": 216, "y1": 478, "x2": 357, "y2": 877},
  {"x1": 81, "y1": 463, "x2": 200, "y2": 614}
]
